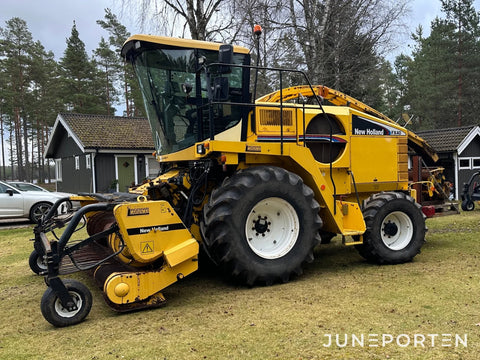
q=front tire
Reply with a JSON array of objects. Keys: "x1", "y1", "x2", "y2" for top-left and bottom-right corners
[
  {"x1": 204, "y1": 166, "x2": 322, "y2": 286},
  {"x1": 29, "y1": 249, "x2": 47, "y2": 275},
  {"x1": 461, "y1": 199, "x2": 475, "y2": 211},
  {"x1": 40, "y1": 279, "x2": 92, "y2": 327},
  {"x1": 356, "y1": 192, "x2": 426, "y2": 264}
]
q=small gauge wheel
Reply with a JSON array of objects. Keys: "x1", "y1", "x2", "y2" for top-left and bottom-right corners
[
  {"x1": 40, "y1": 279, "x2": 93, "y2": 327},
  {"x1": 29, "y1": 249, "x2": 47, "y2": 275}
]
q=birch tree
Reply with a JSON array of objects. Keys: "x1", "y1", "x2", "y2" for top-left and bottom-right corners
[
  {"x1": 118, "y1": 0, "x2": 230, "y2": 40},
  {"x1": 283, "y1": 0, "x2": 409, "y2": 97}
]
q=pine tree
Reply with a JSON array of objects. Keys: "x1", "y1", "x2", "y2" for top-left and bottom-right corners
[
  {"x1": 94, "y1": 37, "x2": 119, "y2": 115},
  {"x1": 0, "y1": 64, "x2": 8, "y2": 179},
  {"x1": 441, "y1": 0, "x2": 480, "y2": 126},
  {"x1": 0, "y1": 17, "x2": 35, "y2": 180},
  {"x1": 390, "y1": 54, "x2": 415, "y2": 126},
  {"x1": 29, "y1": 41, "x2": 63, "y2": 182},
  {"x1": 59, "y1": 22, "x2": 103, "y2": 113},
  {"x1": 408, "y1": 21, "x2": 457, "y2": 130},
  {"x1": 97, "y1": 8, "x2": 143, "y2": 116},
  {"x1": 405, "y1": 0, "x2": 480, "y2": 130}
]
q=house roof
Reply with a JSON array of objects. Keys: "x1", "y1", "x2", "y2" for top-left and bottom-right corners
[
  {"x1": 45, "y1": 113, "x2": 154, "y2": 157},
  {"x1": 62, "y1": 113, "x2": 154, "y2": 149},
  {"x1": 415, "y1": 125, "x2": 478, "y2": 153}
]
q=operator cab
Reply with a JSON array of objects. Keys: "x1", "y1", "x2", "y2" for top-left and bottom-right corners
[{"x1": 121, "y1": 35, "x2": 251, "y2": 156}]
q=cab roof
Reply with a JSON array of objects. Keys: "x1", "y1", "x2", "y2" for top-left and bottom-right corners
[{"x1": 121, "y1": 34, "x2": 250, "y2": 58}]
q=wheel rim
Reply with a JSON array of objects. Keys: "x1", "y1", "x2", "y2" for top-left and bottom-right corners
[
  {"x1": 245, "y1": 197, "x2": 299, "y2": 259},
  {"x1": 54, "y1": 291, "x2": 83, "y2": 318},
  {"x1": 33, "y1": 204, "x2": 51, "y2": 222},
  {"x1": 37, "y1": 256, "x2": 47, "y2": 271},
  {"x1": 380, "y1": 211, "x2": 413, "y2": 250}
]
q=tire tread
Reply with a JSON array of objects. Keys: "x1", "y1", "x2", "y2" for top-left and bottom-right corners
[
  {"x1": 204, "y1": 166, "x2": 322, "y2": 286},
  {"x1": 356, "y1": 191, "x2": 425, "y2": 264}
]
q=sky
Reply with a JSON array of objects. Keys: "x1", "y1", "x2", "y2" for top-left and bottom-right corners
[
  {"x1": 1, "y1": 0, "x2": 479, "y2": 61},
  {"x1": 0, "y1": 0, "x2": 121, "y2": 59}
]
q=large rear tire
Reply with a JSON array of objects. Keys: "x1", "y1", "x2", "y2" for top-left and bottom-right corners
[
  {"x1": 203, "y1": 166, "x2": 322, "y2": 286},
  {"x1": 355, "y1": 192, "x2": 426, "y2": 264}
]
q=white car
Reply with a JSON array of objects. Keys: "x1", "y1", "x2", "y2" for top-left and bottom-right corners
[
  {"x1": 8, "y1": 181, "x2": 54, "y2": 193},
  {"x1": 0, "y1": 180, "x2": 72, "y2": 223}
]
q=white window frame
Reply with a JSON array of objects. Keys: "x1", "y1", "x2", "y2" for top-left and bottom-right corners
[
  {"x1": 459, "y1": 157, "x2": 471, "y2": 170},
  {"x1": 55, "y1": 159, "x2": 62, "y2": 181},
  {"x1": 145, "y1": 155, "x2": 160, "y2": 178},
  {"x1": 75, "y1": 156, "x2": 80, "y2": 170},
  {"x1": 472, "y1": 157, "x2": 480, "y2": 169},
  {"x1": 86, "y1": 154, "x2": 91, "y2": 169}
]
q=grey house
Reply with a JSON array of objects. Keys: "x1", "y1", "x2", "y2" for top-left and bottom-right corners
[
  {"x1": 45, "y1": 113, "x2": 159, "y2": 194},
  {"x1": 416, "y1": 125, "x2": 480, "y2": 199}
]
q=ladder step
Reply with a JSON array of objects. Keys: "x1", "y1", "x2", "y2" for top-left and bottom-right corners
[
  {"x1": 342, "y1": 233, "x2": 363, "y2": 246},
  {"x1": 342, "y1": 229, "x2": 364, "y2": 236}
]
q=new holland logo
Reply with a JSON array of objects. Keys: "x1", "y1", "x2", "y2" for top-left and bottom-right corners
[{"x1": 128, "y1": 207, "x2": 150, "y2": 216}]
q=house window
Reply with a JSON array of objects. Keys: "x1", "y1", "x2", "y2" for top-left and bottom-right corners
[
  {"x1": 86, "y1": 154, "x2": 91, "y2": 169},
  {"x1": 55, "y1": 159, "x2": 62, "y2": 181},
  {"x1": 75, "y1": 156, "x2": 80, "y2": 170},
  {"x1": 459, "y1": 158, "x2": 471, "y2": 170},
  {"x1": 473, "y1": 158, "x2": 480, "y2": 169},
  {"x1": 146, "y1": 156, "x2": 160, "y2": 178}
]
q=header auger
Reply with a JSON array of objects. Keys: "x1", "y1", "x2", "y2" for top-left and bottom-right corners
[{"x1": 31, "y1": 29, "x2": 435, "y2": 326}]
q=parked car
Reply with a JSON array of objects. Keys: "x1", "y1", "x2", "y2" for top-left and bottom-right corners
[
  {"x1": 7, "y1": 181, "x2": 52, "y2": 193},
  {"x1": 0, "y1": 180, "x2": 72, "y2": 223}
]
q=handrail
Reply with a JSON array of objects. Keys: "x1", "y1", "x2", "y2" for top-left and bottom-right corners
[{"x1": 205, "y1": 62, "x2": 338, "y2": 212}]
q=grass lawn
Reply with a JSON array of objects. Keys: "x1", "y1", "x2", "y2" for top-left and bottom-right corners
[{"x1": 0, "y1": 210, "x2": 479, "y2": 359}]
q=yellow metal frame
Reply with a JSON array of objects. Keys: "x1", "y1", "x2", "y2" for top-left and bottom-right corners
[
  {"x1": 102, "y1": 200, "x2": 199, "y2": 305},
  {"x1": 55, "y1": 36, "x2": 443, "y2": 314},
  {"x1": 103, "y1": 255, "x2": 198, "y2": 305},
  {"x1": 257, "y1": 85, "x2": 438, "y2": 163},
  {"x1": 123, "y1": 82, "x2": 426, "y2": 236},
  {"x1": 114, "y1": 201, "x2": 196, "y2": 264}
]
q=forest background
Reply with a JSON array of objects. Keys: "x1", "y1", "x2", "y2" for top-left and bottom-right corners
[{"x1": 1, "y1": 0, "x2": 479, "y2": 183}]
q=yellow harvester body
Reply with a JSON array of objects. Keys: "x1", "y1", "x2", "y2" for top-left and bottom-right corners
[{"x1": 33, "y1": 34, "x2": 437, "y2": 327}]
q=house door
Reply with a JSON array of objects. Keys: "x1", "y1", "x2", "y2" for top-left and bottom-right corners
[{"x1": 116, "y1": 156, "x2": 136, "y2": 192}]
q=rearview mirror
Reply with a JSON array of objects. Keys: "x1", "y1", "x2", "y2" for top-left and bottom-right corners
[
  {"x1": 213, "y1": 77, "x2": 229, "y2": 101},
  {"x1": 182, "y1": 82, "x2": 193, "y2": 95},
  {"x1": 218, "y1": 44, "x2": 233, "y2": 74}
]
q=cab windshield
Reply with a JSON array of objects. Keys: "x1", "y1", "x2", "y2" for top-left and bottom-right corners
[{"x1": 132, "y1": 46, "x2": 248, "y2": 155}]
